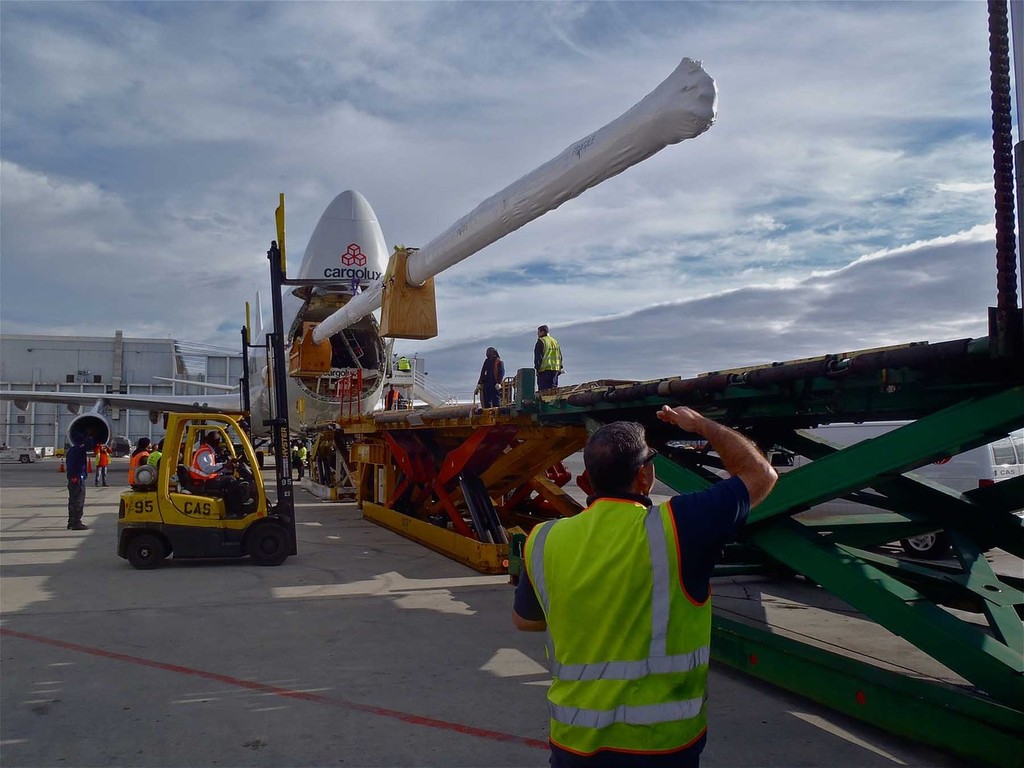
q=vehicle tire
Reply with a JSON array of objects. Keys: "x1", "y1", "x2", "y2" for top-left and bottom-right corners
[
  {"x1": 19, "y1": 454, "x2": 30, "y2": 464},
  {"x1": 246, "y1": 523, "x2": 290, "y2": 566},
  {"x1": 900, "y1": 532, "x2": 951, "y2": 559},
  {"x1": 126, "y1": 533, "x2": 165, "y2": 570}
]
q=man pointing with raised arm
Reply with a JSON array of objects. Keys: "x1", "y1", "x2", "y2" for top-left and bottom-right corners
[{"x1": 513, "y1": 406, "x2": 777, "y2": 768}]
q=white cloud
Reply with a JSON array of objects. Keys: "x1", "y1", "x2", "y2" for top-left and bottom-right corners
[
  {"x1": 0, "y1": 0, "x2": 1011, "y2": 389},
  {"x1": 420, "y1": 228, "x2": 997, "y2": 396}
]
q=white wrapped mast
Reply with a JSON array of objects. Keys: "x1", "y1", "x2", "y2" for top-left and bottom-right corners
[{"x1": 313, "y1": 57, "x2": 718, "y2": 343}]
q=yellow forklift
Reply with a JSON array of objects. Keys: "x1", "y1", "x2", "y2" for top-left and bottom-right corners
[
  {"x1": 117, "y1": 412, "x2": 295, "y2": 569},
  {"x1": 118, "y1": 223, "x2": 300, "y2": 569}
]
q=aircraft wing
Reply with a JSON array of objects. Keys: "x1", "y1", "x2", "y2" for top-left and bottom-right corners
[{"x1": 0, "y1": 390, "x2": 243, "y2": 414}]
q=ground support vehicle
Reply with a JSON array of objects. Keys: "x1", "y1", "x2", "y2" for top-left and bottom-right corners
[
  {"x1": 117, "y1": 208, "x2": 302, "y2": 570},
  {"x1": 117, "y1": 413, "x2": 295, "y2": 569},
  {"x1": 0, "y1": 448, "x2": 35, "y2": 464}
]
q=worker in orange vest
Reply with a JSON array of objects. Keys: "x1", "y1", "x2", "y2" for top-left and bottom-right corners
[
  {"x1": 94, "y1": 443, "x2": 111, "y2": 487},
  {"x1": 128, "y1": 437, "x2": 151, "y2": 485}
]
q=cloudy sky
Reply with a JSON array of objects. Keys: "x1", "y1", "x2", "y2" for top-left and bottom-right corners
[{"x1": 0, "y1": 1, "x2": 1014, "y2": 397}]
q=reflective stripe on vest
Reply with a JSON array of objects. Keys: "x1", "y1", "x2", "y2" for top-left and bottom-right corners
[
  {"x1": 548, "y1": 696, "x2": 705, "y2": 728},
  {"x1": 539, "y1": 336, "x2": 561, "y2": 372},
  {"x1": 526, "y1": 502, "x2": 711, "y2": 750},
  {"x1": 189, "y1": 445, "x2": 216, "y2": 481}
]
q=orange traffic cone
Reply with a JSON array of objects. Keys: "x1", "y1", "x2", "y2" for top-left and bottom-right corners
[
  {"x1": 87, "y1": 458, "x2": 93, "y2": 474},
  {"x1": 58, "y1": 459, "x2": 65, "y2": 473}
]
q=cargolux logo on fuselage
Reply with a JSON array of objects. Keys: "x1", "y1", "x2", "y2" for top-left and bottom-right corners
[{"x1": 323, "y1": 243, "x2": 382, "y2": 283}]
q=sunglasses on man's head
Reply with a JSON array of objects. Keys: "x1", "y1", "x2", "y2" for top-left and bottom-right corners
[{"x1": 636, "y1": 448, "x2": 658, "y2": 471}]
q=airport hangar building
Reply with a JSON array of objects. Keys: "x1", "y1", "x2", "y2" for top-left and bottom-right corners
[{"x1": 0, "y1": 331, "x2": 243, "y2": 452}]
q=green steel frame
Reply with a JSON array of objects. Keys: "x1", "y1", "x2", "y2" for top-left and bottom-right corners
[{"x1": 514, "y1": 335, "x2": 1023, "y2": 765}]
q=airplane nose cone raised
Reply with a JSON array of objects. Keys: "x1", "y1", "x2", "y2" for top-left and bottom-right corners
[
  {"x1": 298, "y1": 190, "x2": 388, "y2": 286},
  {"x1": 323, "y1": 190, "x2": 379, "y2": 223}
]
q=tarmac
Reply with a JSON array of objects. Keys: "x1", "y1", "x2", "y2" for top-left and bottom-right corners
[{"x1": 0, "y1": 457, "x2": 979, "y2": 767}]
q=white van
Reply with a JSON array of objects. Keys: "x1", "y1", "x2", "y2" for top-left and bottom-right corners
[
  {"x1": 0, "y1": 447, "x2": 36, "y2": 464},
  {"x1": 783, "y1": 423, "x2": 1024, "y2": 558}
]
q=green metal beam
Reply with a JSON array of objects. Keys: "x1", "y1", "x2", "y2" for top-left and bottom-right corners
[
  {"x1": 750, "y1": 386, "x2": 1024, "y2": 525},
  {"x1": 711, "y1": 616, "x2": 1024, "y2": 768},
  {"x1": 949, "y1": 530, "x2": 1024, "y2": 651},
  {"x1": 751, "y1": 519, "x2": 1024, "y2": 705}
]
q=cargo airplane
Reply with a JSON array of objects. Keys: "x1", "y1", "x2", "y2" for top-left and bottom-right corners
[
  {"x1": 1, "y1": 56, "x2": 718, "y2": 450},
  {"x1": 0, "y1": 190, "x2": 391, "y2": 446}
]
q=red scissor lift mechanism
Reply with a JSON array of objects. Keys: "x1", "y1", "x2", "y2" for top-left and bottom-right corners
[{"x1": 385, "y1": 428, "x2": 524, "y2": 540}]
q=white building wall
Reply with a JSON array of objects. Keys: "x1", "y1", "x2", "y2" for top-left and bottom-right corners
[{"x1": 0, "y1": 332, "x2": 241, "y2": 451}]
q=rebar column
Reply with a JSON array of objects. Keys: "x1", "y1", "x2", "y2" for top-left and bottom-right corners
[{"x1": 989, "y1": 0, "x2": 1022, "y2": 354}]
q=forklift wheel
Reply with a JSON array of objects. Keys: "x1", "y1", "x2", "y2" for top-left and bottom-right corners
[
  {"x1": 246, "y1": 523, "x2": 290, "y2": 566},
  {"x1": 126, "y1": 533, "x2": 165, "y2": 570}
]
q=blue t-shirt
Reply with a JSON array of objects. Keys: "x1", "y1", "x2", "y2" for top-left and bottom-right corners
[
  {"x1": 513, "y1": 476, "x2": 750, "y2": 768},
  {"x1": 65, "y1": 440, "x2": 94, "y2": 480}
]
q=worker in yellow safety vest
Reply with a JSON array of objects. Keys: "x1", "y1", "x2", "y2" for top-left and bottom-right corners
[
  {"x1": 396, "y1": 355, "x2": 412, "y2": 372},
  {"x1": 514, "y1": 406, "x2": 777, "y2": 767},
  {"x1": 534, "y1": 325, "x2": 562, "y2": 390}
]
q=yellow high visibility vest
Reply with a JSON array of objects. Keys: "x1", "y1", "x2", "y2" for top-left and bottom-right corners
[
  {"x1": 538, "y1": 336, "x2": 562, "y2": 372},
  {"x1": 397, "y1": 357, "x2": 412, "y2": 372},
  {"x1": 525, "y1": 498, "x2": 711, "y2": 755}
]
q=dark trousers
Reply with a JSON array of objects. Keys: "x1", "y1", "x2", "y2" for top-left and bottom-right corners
[
  {"x1": 67, "y1": 478, "x2": 86, "y2": 524},
  {"x1": 538, "y1": 370, "x2": 559, "y2": 391},
  {"x1": 482, "y1": 385, "x2": 501, "y2": 408},
  {"x1": 95, "y1": 466, "x2": 107, "y2": 485}
]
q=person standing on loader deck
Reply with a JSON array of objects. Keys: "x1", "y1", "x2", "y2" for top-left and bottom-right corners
[
  {"x1": 66, "y1": 436, "x2": 95, "y2": 530},
  {"x1": 476, "y1": 347, "x2": 505, "y2": 408},
  {"x1": 513, "y1": 406, "x2": 778, "y2": 767},
  {"x1": 534, "y1": 325, "x2": 563, "y2": 391}
]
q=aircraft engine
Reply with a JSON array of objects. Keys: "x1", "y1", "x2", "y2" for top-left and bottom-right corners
[{"x1": 68, "y1": 411, "x2": 112, "y2": 447}]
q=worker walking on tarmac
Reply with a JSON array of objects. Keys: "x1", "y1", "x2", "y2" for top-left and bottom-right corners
[
  {"x1": 94, "y1": 442, "x2": 111, "y2": 487},
  {"x1": 513, "y1": 406, "x2": 778, "y2": 767},
  {"x1": 298, "y1": 442, "x2": 308, "y2": 479},
  {"x1": 534, "y1": 325, "x2": 563, "y2": 391}
]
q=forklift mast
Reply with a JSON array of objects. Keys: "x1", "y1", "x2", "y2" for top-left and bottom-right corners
[{"x1": 255, "y1": 195, "x2": 298, "y2": 553}]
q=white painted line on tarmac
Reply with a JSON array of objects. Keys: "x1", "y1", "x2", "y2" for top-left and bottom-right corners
[
  {"x1": 272, "y1": 571, "x2": 508, "y2": 599},
  {"x1": 272, "y1": 570, "x2": 509, "y2": 616},
  {"x1": 480, "y1": 648, "x2": 548, "y2": 678},
  {"x1": 0, "y1": 551, "x2": 77, "y2": 566},
  {"x1": 789, "y1": 711, "x2": 907, "y2": 764}
]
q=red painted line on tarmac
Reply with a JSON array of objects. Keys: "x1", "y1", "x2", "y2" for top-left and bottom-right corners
[{"x1": 1, "y1": 628, "x2": 548, "y2": 750}]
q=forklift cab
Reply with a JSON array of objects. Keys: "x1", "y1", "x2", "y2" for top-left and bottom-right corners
[
  {"x1": 171, "y1": 421, "x2": 260, "y2": 519},
  {"x1": 119, "y1": 413, "x2": 292, "y2": 569}
]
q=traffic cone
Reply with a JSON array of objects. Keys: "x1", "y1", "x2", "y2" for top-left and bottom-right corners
[
  {"x1": 87, "y1": 458, "x2": 93, "y2": 474},
  {"x1": 58, "y1": 459, "x2": 65, "y2": 472}
]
